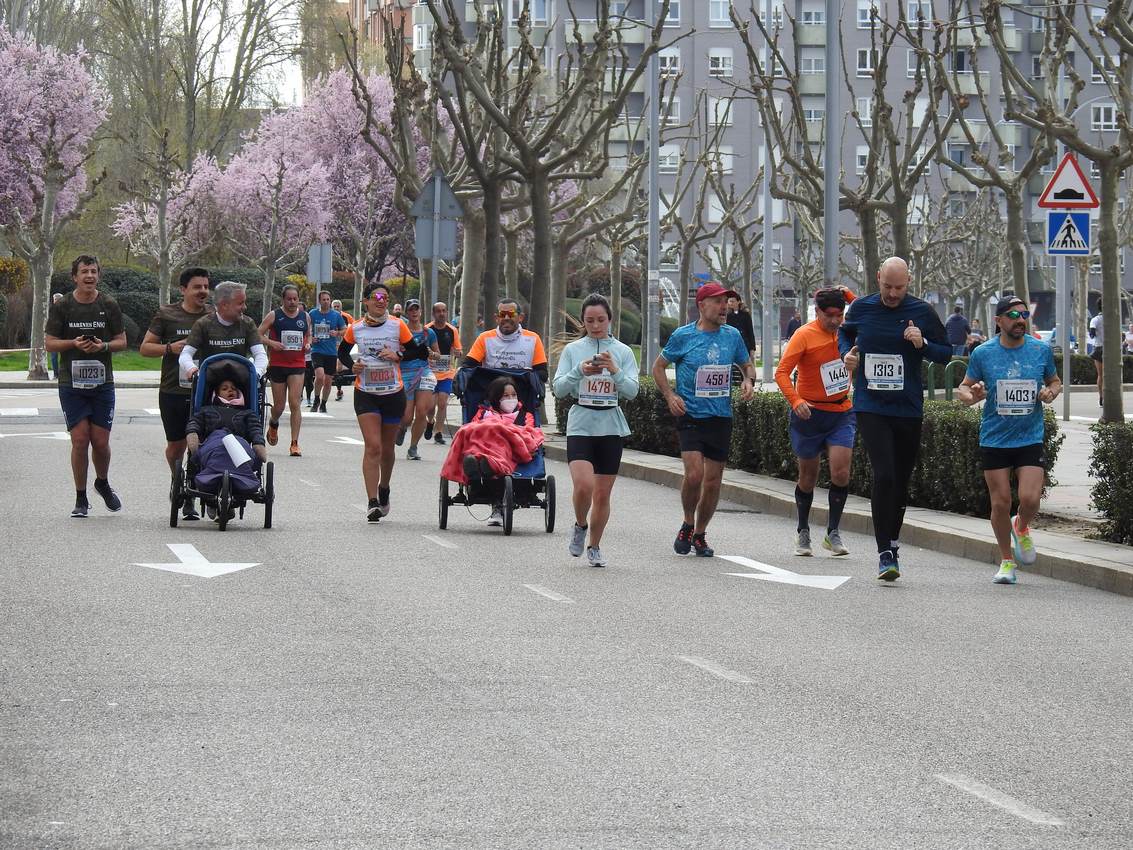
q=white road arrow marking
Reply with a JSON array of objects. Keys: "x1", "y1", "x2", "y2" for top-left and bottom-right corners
[
  {"x1": 0, "y1": 408, "x2": 38, "y2": 416},
  {"x1": 720, "y1": 554, "x2": 850, "y2": 591},
  {"x1": 133, "y1": 543, "x2": 260, "y2": 579},
  {"x1": 0, "y1": 431, "x2": 70, "y2": 440},
  {"x1": 327, "y1": 435, "x2": 365, "y2": 445}
]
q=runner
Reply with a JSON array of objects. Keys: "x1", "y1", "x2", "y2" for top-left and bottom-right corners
[
  {"x1": 178, "y1": 281, "x2": 269, "y2": 379},
  {"x1": 45, "y1": 255, "x2": 127, "y2": 518},
  {"x1": 650, "y1": 281, "x2": 756, "y2": 557},
  {"x1": 308, "y1": 290, "x2": 347, "y2": 413},
  {"x1": 139, "y1": 266, "x2": 212, "y2": 521},
  {"x1": 774, "y1": 286, "x2": 857, "y2": 557},
  {"x1": 394, "y1": 299, "x2": 440, "y2": 460},
  {"x1": 1089, "y1": 310, "x2": 1104, "y2": 407},
  {"x1": 956, "y1": 297, "x2": 1061, "y2": 584},
  {"x1": 552, "y1": 293, "x2": 640, "y2": 567},
  {"x1": 839, "y1": 256, "x2": 951, "y2": 581},
  {"x1": 337, "y1": 281, "x2": 412, "y2": 521},
  {"x1": 331, "y1": 299, "x2": 353, "y2": 401},
  {"x1": 259, "y1": 284, "x2": 312, "y2": 457},
  {"x1": 425, "y1": 301, "x2": 462, "y2": 445},
  {"x1": 463, "y1": 297, "x2": 550, "y2": 524}
]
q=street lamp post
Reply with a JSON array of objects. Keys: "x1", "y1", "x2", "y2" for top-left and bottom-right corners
[{"x1": 645, "y1": 0, "x2": 662, "y2": 372}]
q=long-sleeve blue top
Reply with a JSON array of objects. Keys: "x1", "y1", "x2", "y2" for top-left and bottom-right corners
[{"x1": 837, "y1": 293, "x2": 952, "y2": 418}]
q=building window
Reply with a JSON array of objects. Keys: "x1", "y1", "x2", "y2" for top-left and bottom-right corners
[
  {"x1": 709, "y1": 0, "x2": 731, "y2": 26},
  {"x1": 949, "y1": 196, "x2": 967, "y2": 217},
  {"x1": 803, "y1": 107, "x2": 826, "y2": 122},
  {"x1": 511, "y1": 0, "x2": 549, "y2": 24},
  {"x1": 663, "y1": 96, "x2": 681, "y2": 125},
  {"x1": 907, "y1": 49, "x2": 919, "y2": 78},
  {"x1": 710, "y1": 145, "x2": 734, "y2": 174},
  {"x1": 665, "y1": 0, "x2": 680, "y2": 25},
  {"x1": 660, "y1": 243, "x2": 679, "y2": 270},
  {"x1": 1092, "y1": 103, "x2": 1117, "y2": 131},
  {"x1": 708, "y1": 48, "x2": 734, "y2": 78},
  {"x1": 413, "y1": 24, "x2": 427, "y2": 51},
  {"x1": 948, "y1": 144, "x2": 967, "y2": 166},
  {"x1": 906, "y1": 0, "x2": 930, "y2": 21},
  {"x1": 952, "y1": 49, "x2": 971, "y2": 73},
  {"x1": 856, "y1": 96, "x2": 873, "y2": 127},
  {"x1": 857, "y1": 0, "x2": 877, "y2": 28},
  {"x1": 1031, "y1": 56, "x2": 1043, "y2": 79},
  {"x1": 855, "y1": 145, "x2": 869, "y2": 175},
  {"x1": 800, "y1": 55, "x2": 825, "y2": 74},
  {"x1": 609, "y1": 0, "x2": 628, "y2": 14},
  {"x1": 660, "y1": 46, "x2": 680, "y2": 77},
  {"x1": 801, "y1": 9, "x2": 825, "y2": 24},
  {"x1": 658, "y1": 144, "x2": 680, "y2": 174},
  {"x1": 709, "y1": 96, "x2": 734, "y2": 126},
  {"x1": 856, "y1": 48, "x2": 878, "y2": 76},
  {"x1": 1092, "y1": 56, "x2": 1120, "y2": 83}
]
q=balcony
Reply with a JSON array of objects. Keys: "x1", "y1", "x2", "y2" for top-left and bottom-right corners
[
  {"x1": 609, "y1": 116, "x2": 647, "y2": 141},
  {"x1": 948, "y1": 120, "x2": 1022, "y2": 146},
  {"x1": 952, "y1": 71, "x2": 992, "y2": 95},
  {"x1": 797, "y1": 24, "x2": 826, "y2": 47},
  {"x1": 604, "y1": 69, "x2": 645, "y2": 93},
  {"x1": 955, "y1": 26, "x2": 976, "y2": 48},
  {"x1": 1002, "y1": 27, "x2": 1023, "y2": 52},
  {"x1": 798, "y1": 73, "x2": 825, "y2": 95},
  {"x1": 573, "y1": 19, "x2": 648, "y2": 44},
  {"x1": 946, "y1": 172, "x2": 979, "y2": 191},
  {"x1": 803, "y1": 118, "x2": 825, "y2": 142}
]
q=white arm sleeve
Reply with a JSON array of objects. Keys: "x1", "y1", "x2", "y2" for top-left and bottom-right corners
[
  {"x1": 251, "y1": 344, "x2": 268, "y2": 374},
  {"x1": 178, "y1": 345, "x2": 198, "y2": 373}
]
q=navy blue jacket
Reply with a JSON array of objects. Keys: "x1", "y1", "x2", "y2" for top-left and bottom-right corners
[{"x1": 838, "y1": 293, "x2": 952, "y2": 418}]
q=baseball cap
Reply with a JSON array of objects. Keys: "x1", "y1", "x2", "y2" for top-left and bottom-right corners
[
  {"x1": 995, "y1": 297, "x2": 1027, "y2": 316},
  {"x1": 405, "y1": 298, "x2": 422, "y2": 309},
  {"x1": 695, "y1": 282, "x2": 739, "y2": 304}
]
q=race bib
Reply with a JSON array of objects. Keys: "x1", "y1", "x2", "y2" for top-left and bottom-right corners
[
  {"x1": 996, "y1": 379, "x2": 1037, "y2": 416},
  {"x1": 430, "y1": 353, "x2": 453, "y2": 372},
  {"x1": 313, "y1": 322, "x2": 331, "y2": 340},
  {"x1": 418, "y1": 371, "x2": 437, "y2": 392},
  {"x1": 579, "y1": 373, "x2": 619, "y2": 407},
  {"x1": 820, "y1": 358, "x2": 850, "y2": 396},
  {"x1": 281, "y1": 330, "x2": 304, "y2": 351},
  {"x1": 695, "y1": 364, "x2": 731, "y2": 398},
  {"x1": 864, "y1": 353, "x2": 904, "y2": 391},
  {"x1": 72, "y1": 360, "x2": 106, "y2": 389},
  {"x1": 360, "y1": 362, "x2": 399, "y2": 393}
]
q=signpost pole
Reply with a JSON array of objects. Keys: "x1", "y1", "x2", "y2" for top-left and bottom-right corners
[
  {"x1": 1056, "y1": 256, "x2": 1070, "y2": 422},
  {"x1": 430, "y1": 174, "x2": 442, "y2": 307}
]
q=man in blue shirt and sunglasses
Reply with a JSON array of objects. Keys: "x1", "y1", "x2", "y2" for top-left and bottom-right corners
[{"x1": 957, "y1": 297, "x2": 1061, "y2": 585}]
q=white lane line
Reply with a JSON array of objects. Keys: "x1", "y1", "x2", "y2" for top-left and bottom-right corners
[
  {"x1": 523, "y1": 584, "x2": 575, "y2": 604},
  {"x1": 298, "y1": 478, "x2": 321, "y2": 488},
  {"x1": 143, "y1": 408, "x2": 162, "y2": 415},
  {"x1": 935, "y1": 774, "x2": 1065, "y2": 826},
  {"x1": 677, "y1": 655, "x2": 754, "y2": 684},
  {"x1": 1, "y1": 408, "x2": 38, "y2": 416},
  {"x1": 422, "y1": 533, "x2": 458, "y2": 550}
]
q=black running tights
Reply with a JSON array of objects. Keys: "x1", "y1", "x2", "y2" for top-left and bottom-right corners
[{"x1": 855, "y1": 412, "x2": 923, "y2": 554}]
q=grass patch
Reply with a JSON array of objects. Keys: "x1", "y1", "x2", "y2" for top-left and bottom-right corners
[{"x1": 0, "y1": 350, "x2": 161, "y2": 372}]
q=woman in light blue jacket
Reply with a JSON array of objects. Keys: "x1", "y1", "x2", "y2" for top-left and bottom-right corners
[{"x1": 552, "y1": 293, "x2": 640, "y2": 567}]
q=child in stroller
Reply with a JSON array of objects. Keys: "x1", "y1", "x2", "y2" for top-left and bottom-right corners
[
  {"x1": 441, "y1": 374, "x2": 545, "y2": 486},
  {"x1": 186, "y1": 373, "x2": 268, "y2": 516}
]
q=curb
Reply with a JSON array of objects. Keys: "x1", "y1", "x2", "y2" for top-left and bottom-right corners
[
  {"x1": 542, "y1": 440, "x2": 1133, "y2": 598},
  {"x1": 0, "y1": 381, "x2": 160, "y2": 389}
]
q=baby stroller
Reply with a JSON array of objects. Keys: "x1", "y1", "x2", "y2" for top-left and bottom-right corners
[
  {"x1": 169, "y1": 353, "x2": 275, "y2": 532},
  {"x1": 438, "y1": 366, "x2": 556, "y2": 536}
]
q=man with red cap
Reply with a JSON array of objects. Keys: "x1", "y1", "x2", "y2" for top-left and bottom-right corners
[{"x1": 651, "y1": 281, "x2": 756, "y2": 557}]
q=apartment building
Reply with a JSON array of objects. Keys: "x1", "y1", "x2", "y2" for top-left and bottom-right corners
[
  {"x1": 350, "y1": 0, "x2": 414, "y2": 66},
  {"x1": 408, "y1": 0, "x2": 1130, "y2": 327}
]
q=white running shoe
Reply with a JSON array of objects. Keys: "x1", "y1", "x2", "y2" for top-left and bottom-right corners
[
  {"x1": 569, "y1": 523, "x2": 587, "y2": 557},
  {"x1": 586, "y1": 546, "x2": 607, "y2": 567}
]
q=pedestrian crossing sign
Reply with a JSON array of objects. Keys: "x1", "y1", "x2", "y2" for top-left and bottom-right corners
[{"x1": 1046, "y1": 210, "x2": 1091, "y2": 256}]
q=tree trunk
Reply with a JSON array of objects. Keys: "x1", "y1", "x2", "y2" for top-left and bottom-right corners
[
  {"x1": 890, "y1": 198, "x2": 910, "y2": 263},
  {"x1": 504, "y1": 229, "x2": 519, "y2": 301},
  {"x1": 527, "y1": 169, "x2": 552, "y2": 339},
  {"x1": 1099, "y1": 162, "x2": 1123, "y2": 421},
  {"x1": 610, "y1": 242, "x2": 623, "y2": 340},
  {"x1": 26, "y1": 250, "x2": 52, "y2": 380},
  {"x1": 481, "y1": 185, "x2": 501, "y2": 317},
  {"x1": 156, "y1": 175, "x2": 172, "y2": 306},
  {"x1": 741, "y1": 241, "x2": 754, "y2": 313},
  {"x1": 459, "y1": 208, "x2": 486, "y2": 352},
  {"x1": 678, "y1": 242, "x2": 694, "y2": 325},
  {"x1": 1005, "y1": 190, "x2": 1029, "y2": 305},
  {"x1": 261, "y1": 265, "x2": 276, "y2": 319},
  {"x1": 548, "y1": 235, "x2": 569, "y2": 344},
  {"x1": 1075, "y1": 259, "x2": 1089, "y2": 361},
  {"x1": 860, "y1": 208, "x2": 881, "y2": 293}
]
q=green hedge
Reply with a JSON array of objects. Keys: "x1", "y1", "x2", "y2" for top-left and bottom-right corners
[
  {"x1": 555, "y1": 378, "x2": 1064, "y2": 519},
  {"x1": 1089, "y1": 423, "x2": 1133, "y2": 544},
  {"x1": 563, "y1": 296, "x2": 678, "y2": 348}
]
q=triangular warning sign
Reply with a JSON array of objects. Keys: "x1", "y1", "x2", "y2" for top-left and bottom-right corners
[
  {"x1": 1038, "y1": 153, "x2": 1099, "y2": 209},
  {"x1": 1051, "y1": 214, "x2": 1088, "y2": 250}
]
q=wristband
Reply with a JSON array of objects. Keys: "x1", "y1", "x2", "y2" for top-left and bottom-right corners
[
  {"x1": 165, "y1": 343, "x2": 172, "y2": 356},
  {"x1": 103, "y1": 342, "x2": 110, "y2": 353}
]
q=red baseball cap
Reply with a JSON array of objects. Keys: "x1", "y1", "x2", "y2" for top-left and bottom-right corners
[{"x1": 695, "y1": 282, "x2": 739, "y2": 304}]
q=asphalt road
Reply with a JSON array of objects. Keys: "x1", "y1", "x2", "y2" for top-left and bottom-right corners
[{"x1": 2, "y1": 387, "x2": 1131, "y2": 849}]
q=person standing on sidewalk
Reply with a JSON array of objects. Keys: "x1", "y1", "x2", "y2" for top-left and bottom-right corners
[
  {"x1": 259, "y1": 284, "x2": 312, "y2": 457},
  {"x1": 840, "y1": 257, "x2": 951, "y2": 581},
  {"x1": 956, "y1": 297, "x2": 1061, "y2": 585},
  {"x1": 775, "y1": 286, "x2": 857, "y2": 558},
  {"x1": 139, "y1": 266, "x2": 212, "y2": 521},
  {"x1": 553, "y1": 293, "x2": 640, "y2": 568},
  {"x1": 945, "y1": 306, "x2": 971, "y2": 357},
  {"x1": 652, "y1": 282, "x2": 756, "y2": 558},
  {"x1": 45, "y1": 255, "x2": 127, "y2": 518}
]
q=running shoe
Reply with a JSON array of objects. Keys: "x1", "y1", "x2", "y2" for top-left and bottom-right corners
[
  {"x1": 71, "y1": 497, "x2": 89, "y2": 518},
  {"x1": 993, "y1": 559, "x2": 1018, "y2": 585},
  {"x1": 1010, "y1": 515, "x2": 1037, "y2": 566},
  {"x1": 367, "y1": 498, "x2": 381, "y2": 522},
  {"x1": 93, "y1": 479, "x2": 122, "y2": 512},
  {"x1": 407, "y1": 445, "x2": 421, "y2": 460},
  {"x1": 488, "y1": 506, "x2": 503, "y2": 527},
  {"x1": 877, "y1": 550, "x2": 900, "y2": 582},
  {"x1": 462, "y1": 454, "x2": 480, "y2": 484},
  {"x1": 266, "y1": 420, "x2": 279, "y2": 446},
  {"x1": 336, "y1": 389, "x2": 343, "y2": 401},
  {"x1": 823, "y1": 529, "x2": 849, "y2": 556},
  {"x1": 586, "y1": 546, "x2": 608, "y2": 568},
  {"x1": 290, "y1": 441, "x2": 302, "y2": 457},
  {"x1": 569, "y1": 523, "x2": 587, "y2": 557},
  {"x1": 395, "y1": 426, "x2": 407, "y2": 446},
  {"x1": 378, "y1": 488, "x2": 391, "y2": 518},
  {"x1": 308, "y1": 401, "x2": 318, "y2": 412},
  {"x1": 434, "y1": 433, "x2": 446, "y2": 445},
  {"x1": 795, "y1": 528, "x2": 812, "y2": 556},
  {"x1": 182, "y1": 497, "x2": 200, "y2": 521},
  {"x1": 691, "y1": 532, "x2": 714, "y2": 558},
  {"x1": 674, "y1": 522, "x2": 694, "y2": 555},
  {"x1": 424, "y1": 420, "x2": 434, "y2": 441}
]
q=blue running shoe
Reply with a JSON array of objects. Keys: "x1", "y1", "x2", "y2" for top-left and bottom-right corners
[{"x1": 877, "y1": 550, "x2": 900, "y2": 582}]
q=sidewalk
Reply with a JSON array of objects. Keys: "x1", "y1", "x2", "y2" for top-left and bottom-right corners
[{"x1": 0, "y1": 370, "x2": 161, "y2": 389}]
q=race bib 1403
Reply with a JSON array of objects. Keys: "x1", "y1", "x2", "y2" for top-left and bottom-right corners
[{"x1": 996, "y1": 379, "x2": 1037, "y2": 416}]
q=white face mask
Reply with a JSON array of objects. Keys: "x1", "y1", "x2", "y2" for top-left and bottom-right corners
[{"x1": 500, "y1": 397, "x2": 519, "y2": 413}]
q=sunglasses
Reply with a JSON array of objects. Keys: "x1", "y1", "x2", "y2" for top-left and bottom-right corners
[
  {"x1": 497, "y1": 309, "x2": 518, "y2": 319},
  {"x1": 369, "y1": 293, "x2": 388, "y2": 303},
  {"x1": 1002, "y1": 309, "x2": 1030, "y2": 320}
]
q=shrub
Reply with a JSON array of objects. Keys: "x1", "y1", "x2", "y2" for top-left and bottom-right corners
[
  {"x1": 556, "y1": 379, "x2": 1064, "y2": 519},
  {"x1": 1053, "y1": 352, "x2": 1101, "y2": 385},
  {"x1": 0, "y1": 288, "x2": 7, "y2": 340},
  {"x1": 101, "y1": 267, "x2": 158, "y2": 293},
  {"x1": 120, "y1": 314, "x2": 142, "y2": 347},
  {"x1": 113, "y1": 291, "x2": 160, "y2": 340},
  {"x1": 1089, "y1": 422, "x2": 1133, "y2": 544},
  {"x1": 0, "y1": 257, "x2": 28, "y2": 294}
]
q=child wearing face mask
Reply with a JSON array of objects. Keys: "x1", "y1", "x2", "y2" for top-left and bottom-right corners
[{"x1": 440, "y1": 376, "x2": 544, "y2": 485}]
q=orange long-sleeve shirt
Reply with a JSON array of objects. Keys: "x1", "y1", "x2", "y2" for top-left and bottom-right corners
[{"x1": 774, "y1": 319, "x2": 854, "y2": 413}]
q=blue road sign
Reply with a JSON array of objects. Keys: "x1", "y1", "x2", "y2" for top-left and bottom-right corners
[{"x1": 1046, "y1": 211, "x2": 1091, "y2": 256}]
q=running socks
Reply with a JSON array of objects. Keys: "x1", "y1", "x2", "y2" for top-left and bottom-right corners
[
  {"x1": 827, "y1": 484, "x2": 848, "y2": 533},
  {"x1": 795, "y1": 486, "x2": 814, "y2": 532}
]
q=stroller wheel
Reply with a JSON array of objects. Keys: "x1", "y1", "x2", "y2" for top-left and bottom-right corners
[
  {"x1": 169, "y1": 465, "x2": 184, "y2": 528},
  {"x1": 502, "y1": 476, "x2": 514, "y2": 536},
  {"x1": 543, "y1": 475, "x2": 556, "y2": 534},
  {"x1": 438, "y1": 476, "x2": 449, "y2": 530},
  {"x1": 263, "y1": 462, "x2": 274, "y2": 529},
  {"x1": 218, "y1": 472, "x2": 231, "y2": 532}
]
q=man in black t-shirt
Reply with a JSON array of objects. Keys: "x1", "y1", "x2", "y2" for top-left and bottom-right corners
[{"x1": 45, "y1": 255, "x2": 128, "y2": 518}]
